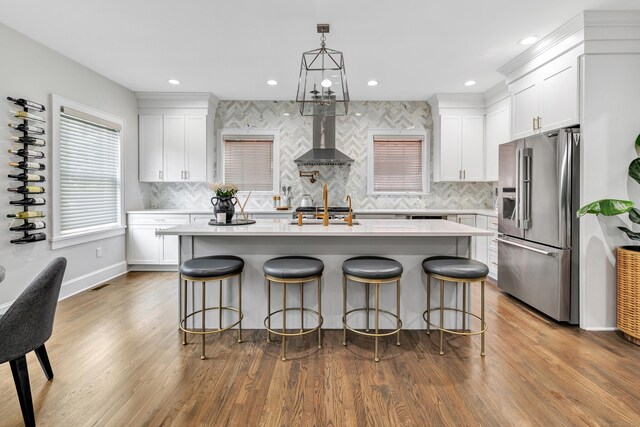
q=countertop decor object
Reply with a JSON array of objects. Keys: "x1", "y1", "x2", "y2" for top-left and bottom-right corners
[
  {"x1": 577, "y1": 133, "x2": 640, "y2": 345},
  {"x1": 207, "y1": 219, "x2": 256, "y2": 226},
  {"x1": 210, "y1": 182, "x2": 238, "y2": 223}
]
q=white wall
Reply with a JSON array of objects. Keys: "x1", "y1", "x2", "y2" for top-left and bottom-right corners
[
  {"x1": 580, "y1": 53, "x2": 640, "y2": 329},
  {"x1": 0, "y1": 23, "x2": 144, "y2": 312}
]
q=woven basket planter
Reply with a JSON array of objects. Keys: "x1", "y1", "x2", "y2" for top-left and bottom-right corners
[{"x1": 616, "y1": 246, "x2": 640, "y2": 345}]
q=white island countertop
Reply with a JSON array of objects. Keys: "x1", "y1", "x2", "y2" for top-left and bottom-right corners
[
  {"x1": 127, "y1": 208, "x2": 498, "y2": 217},
  {"x1": 156, "y1": 218, "x2": 493, "y2": 237}
]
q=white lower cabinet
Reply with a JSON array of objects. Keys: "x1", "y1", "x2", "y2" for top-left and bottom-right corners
[
  {"x1": 474, "y1": 215, "x2": 489, "y2": 267},
  {"x1": 448, "y1": 214, "x2": 498, "y2": 280},
  {"x1": 127, "y1": 214, "x2": 189, "y2": 267}
]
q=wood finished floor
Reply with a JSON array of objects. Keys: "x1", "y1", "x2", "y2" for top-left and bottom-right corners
[{"x1": 1, "y1": 272, "x2": 639, "y2": 426}]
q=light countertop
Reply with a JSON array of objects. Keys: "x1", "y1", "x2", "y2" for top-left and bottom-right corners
[
  {"x1": 156, "y1": 218, "x2": 493, "y2": 237},
  {"x1": 127, "y1": 208, "x2": 498, "y2": 217}
]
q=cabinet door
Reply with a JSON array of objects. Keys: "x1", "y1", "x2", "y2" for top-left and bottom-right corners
[
  {"x1": 461, "y1": 115, "x2": 485, "y2": 181},
  {"x1": 485, "y1": 103, "x2": 510, "y2": 182},
  {"x1": 161, "y1": 234, "x2": 180, "y2": 264},
  {"x1": 474, "y1": 215, "x2": 488, "y2": 265},
  {"x1": 439, "y1": 115, "x2": 463, "y2": 181},
  {"x1": 163, "y1": 115, "x2": 186, "y2": 182},
  {"x1": 139, "y1": 115, "x2": 164, "y2": 182},
  {"x1": 511, "y1": 76, "x2": 539, "y2": 139},
  {"x1": 184, "y1": 115, "x2": 207, "y2": 182},
  {"x1": 539, "y1": 55, "x2": 578, "y2": 132},
  {"x1": 127, "y1": 225, "x2": 161, "y2": 264}
]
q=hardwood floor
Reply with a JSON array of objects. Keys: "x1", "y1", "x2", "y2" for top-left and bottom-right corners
[{"x1": 1, "y1": 272, "x2": 639, "y2": 426}]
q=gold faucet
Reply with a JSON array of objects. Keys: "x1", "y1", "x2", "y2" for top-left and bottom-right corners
[
  {"x1": 345, "y1": 195, "x2": 353, "y2": 226},
  {"x1": 323, "y1": 183, "x2": 329, "y2": 227}
]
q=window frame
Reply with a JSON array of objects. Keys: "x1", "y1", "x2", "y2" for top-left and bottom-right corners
[
  {"x1": 367, "y1": 129, "x2": 430, "y2": 195},
  {"x1": 50, "y1": 94, "x2": 125, "y2": 249},
  {"x1": 217, "y1": 129, "x2": 280, "y2": 195}
]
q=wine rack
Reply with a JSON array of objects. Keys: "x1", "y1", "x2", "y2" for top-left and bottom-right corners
[{"x1": 7, "y1": 96, "x2": 47, "y2": 244}]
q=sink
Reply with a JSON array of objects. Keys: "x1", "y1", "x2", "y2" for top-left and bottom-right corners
[{"x1": 289, "y1": 219, "x2": 360, "y2": 226}]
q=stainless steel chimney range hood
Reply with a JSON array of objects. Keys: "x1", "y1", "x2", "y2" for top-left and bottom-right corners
[{"x1": 294, "y1": 114, "x2": 354, "y2": 166}]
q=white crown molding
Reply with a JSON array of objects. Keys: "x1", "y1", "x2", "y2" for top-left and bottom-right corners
[
  {"x1": 135, "y1": 92, "x2": 218, "y2": 110},
  {"x1": 483, "y1": 81, "x2": 509, "y2": 107}
]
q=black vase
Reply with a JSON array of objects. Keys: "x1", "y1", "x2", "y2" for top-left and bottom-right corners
[{"x1": 211, "y1": 196, "x2": 237, "y2": 223}]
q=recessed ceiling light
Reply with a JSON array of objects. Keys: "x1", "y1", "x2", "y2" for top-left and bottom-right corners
[
  {"x1": 168, "y1": 79, "x2": 180, "y2": 85},
  {"x1": 464, "y1": 80, "x2": 477, "y2": 87},
  {"x1": 283, "y1": 113, "x2": 290, "y2": 116},
  {"x1": 367, "y1": 80, "x2": 378, "y2": 86},
  {"x1": 354, "y1": 113, "x2": 362, "y2": 117},
  {"x1": 267, "y1": 80, "x2": 278, "y2": 86},
  {"x1": 518, "y1": 36, "x2": 538, "y2": 46}
]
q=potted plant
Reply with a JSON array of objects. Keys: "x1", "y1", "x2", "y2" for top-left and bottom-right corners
[
  {"x1": 577, "y1": 134, "x2": 640, "y2": 345},
  {"x1": 210, "y1": 183, "x2": 238, "y2": 223}
]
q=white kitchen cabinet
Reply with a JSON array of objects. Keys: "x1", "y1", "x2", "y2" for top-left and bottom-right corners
[
  {"x1": 127, "y1": 214, "x2": 189, "y2": 268},
  {"x1": 439, "y1": 115, "x2": 463, "y2": 181},
  {"x1": 487, "y1": 216, "x2": 498, "y2": 280},
  {"x1": 485, "y1": 99, "x2": 510, "y2": 182},
  {"x1": 510, "y1": 48, "x2": 579, "y2": 139},
  {"x1": 139, "y1": 113, "x2": 207, "y2": 183},
  {"x1": 474, "y1": 215, "x2": 489, "y2": 266},
  {"x1": 437, "y1": 114, "x2": 485, "y2": 182}
]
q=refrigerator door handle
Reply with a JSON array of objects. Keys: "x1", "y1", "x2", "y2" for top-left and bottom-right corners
[
  {"x1": 497, "y1": 238, "x2": 555, "y2": 256},
  {"x1": 515, "y1": 147, "x2": 521, "y2": 228},
  {"x1": 522, "y1": 148, "x2": 532, "y2": 229}
]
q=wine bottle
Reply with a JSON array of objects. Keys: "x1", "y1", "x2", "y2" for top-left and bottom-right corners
[
  {"x1": 10, "y1": 136, "x2": 46, "y2": 147},
  {"x1": 8, "y1": 123, "x2": 45, "y2": 135},
  {"x1": 7, "y1": 211, "x2": 45, "y2": 219},
  {"x1": 9, "y1": 197, "x2": 46, "y2": 206},
  {"x1": 10, "y1": 221, "x2": 46, "y2": 231},
  {"x1": 10, "y1": 233, "x2": 47, "y2": 244},
  {"x1": 7, "y1": 97, "x2": 46, "y2": 112},
  {"x1": 8, "y1": 185, "x2": 45, "y2": 194},
  {"x1": 9, "y1": 161, "x2": 45, "y2": 170},
  {"x1": 8, "y1": 173, "x2": 45, "y2": 182},
  {"x1": 8, "y1": 148, "x2": 45, "y2": 158},
  {"x1": 12, "y1": 110, "x2": 46, "y2": 123}
]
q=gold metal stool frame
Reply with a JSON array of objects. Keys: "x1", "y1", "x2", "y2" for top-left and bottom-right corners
[
  {"x1": 424, "y1": 273, "x2": 487, "y2": 356},
  {"x1": 264, "y1": 274, "x2": 323, "y2": 361},
  {"x1": 342, "y1": 273, "x2": 402, "y2": 362},
  {"x1": 180, "y1": 271, "x2": 243, "y2": 360}
]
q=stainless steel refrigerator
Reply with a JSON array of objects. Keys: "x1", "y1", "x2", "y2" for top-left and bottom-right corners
[{"x1": 497, "y1": 127, "x2": 580, "y2": 323}]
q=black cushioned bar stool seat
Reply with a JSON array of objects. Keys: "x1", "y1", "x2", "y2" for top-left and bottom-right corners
[
  {"x1": 180, "y1": 255, "x2": 244, "y2": 278},
  {"x1": 179, "y1": 255, "x2": 244, "y2": 360},
  {"x1": 342, "y1": 256, "x2": 403, "y2": 362},
  {"x1": 263, "y1": 256, "x2": 324, "y2": 361},
  {"x1": 422, "y1": 255, "x2": 488, "y2": 356}
]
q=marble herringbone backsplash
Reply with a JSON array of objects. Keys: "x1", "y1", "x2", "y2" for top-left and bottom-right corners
[{"x1": 148, "y1": 100, "x2": 496, "y2": 211}]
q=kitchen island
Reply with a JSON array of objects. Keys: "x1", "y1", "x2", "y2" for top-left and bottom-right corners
[{"x1": 158, "y1": 219, "x2": 492, "y2": 330}]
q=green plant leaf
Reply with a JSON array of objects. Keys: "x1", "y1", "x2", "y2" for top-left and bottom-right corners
[
  {"x1": 630, "y1": 208, "x2": 640, "y2": 224},
  {"x1": 619, "y1": 227, "x2": 640, "y2": 240},
  {"x1": 629, "y1": 158, "x2": 640, "y2": 185},
  {"x1": 635, "y1": 133, "x2": 640, "y2": 148},
  {"x1": 577, "y1": 199, "x2": 634, "y2": 217}
]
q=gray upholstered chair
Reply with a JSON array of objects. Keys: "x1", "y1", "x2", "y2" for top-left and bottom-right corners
[{"x1": 0, "y1": 257, "x2": 67, "y2": 427}]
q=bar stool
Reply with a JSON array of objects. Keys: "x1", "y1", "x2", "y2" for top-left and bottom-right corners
[
  {"x1": 342, "y1": 256, "x2": 403, "y2": 362},
  {"x1": 263, "y1": 256, "x2": 324, "y2": 361},
  {"x1": 422, "y1": 256, "x2": 488, "y2": 356},
  {"x1": 180, "y1": 255, "x2": 244, "y2": 360}
]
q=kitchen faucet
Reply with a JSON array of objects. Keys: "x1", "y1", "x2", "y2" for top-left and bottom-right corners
[
  {"x1": 345, "y1": 195, "x2": 353, "y2": 226},
  {"x1": 323, "y1": 183, "x2": 329, "y2": 226}
]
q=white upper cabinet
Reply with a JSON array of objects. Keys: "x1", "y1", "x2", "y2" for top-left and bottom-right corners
[
  {"x1": 439, "y1": 115, "x2": 464, "y2": 181},
  {"x1": 509, "y1": 48, "x2": 580, "y2": 139},
  {"x1": 139, "y1": 115, "x2": 164, "y2": 182},
  {"x1": 185, "y1": 115, "x2": 207, "y2": 182},
  {"x1": 461, "y1": 115, "x2": 485, "y2": 181},
  {"x1": 163, "y1": 115, "x2": 186, "y2": 182},
  {"x1": 485, "y1": 98, "x2": 510, "y2": 182}
]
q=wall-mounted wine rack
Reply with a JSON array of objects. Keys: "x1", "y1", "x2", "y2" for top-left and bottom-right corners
[{"x1": 7, "y1": 96, "x2": 47, "y2": 244}]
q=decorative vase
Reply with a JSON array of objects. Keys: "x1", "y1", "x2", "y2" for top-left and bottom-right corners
[
  {"x1": 211, "y1": 196, "x2": 237, "y2": 223},
  {"x1": 616, "y1": 246, "x2": 640, "y2": 346}
]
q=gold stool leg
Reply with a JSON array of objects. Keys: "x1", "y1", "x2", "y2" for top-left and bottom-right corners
[
  {"x1": 481, "y1": 280, "x2": 486, "y2": 357},
  {"x1": 462, "y1": 282, "x2": 467, "y2": 331},
  {"x1": 266, "y1": 278, "x2": 271, "y2": 343},
  {"x1": 365, "y1": 283, "x2": 370, "y2": 332},
  {"x1": 182, "y1": 279, "x2": 188, "y2": 345},
  {"x1": 318, "y1": 276, "x2": 322, "y2": 349},
  {"x1": 342, "y1": 275, "x2": 347, "y2": 346},
  {"x1": 282, "y1": 283, "x2": 287, "y2": 361},
  {"x1": 396, "y1": 278, "x2": 401, "y2": 346},
  {"x1": 439, "y1": 279, "x2": 445, "y2": 356},
  {"x1": 375, "y1": 282, "x2": 380, "y2": 362},
  {"x1": 218, "y1": 280, "x2": 223, "y2": 332},
  {"x1": 238, "y1": 274, "x2": 243, "y2": 343},
  {"x1": 201, "y1": 281, "x2": 206, "y2": 360},
  {"x1": 300, "y1": 283, "x2": 304, "y2": 333},
  {"x1": 426, "y1": 273, "x2": 431, "y2": 335}
]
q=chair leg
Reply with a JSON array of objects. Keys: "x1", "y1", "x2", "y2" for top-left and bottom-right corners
[
  {"x1": 238, "y1": 274, "x2": 243, "y2": 343},
  {"x1": 266, "y1": 278, "x2": 271, "y2": 343},
  {"x1": 182, "y1": 279, "x2": 188, "y2": 345},
  {"x1": 10, "y1": 355, "x2": 35, "y2": 427},
  {"x1": 34, "y1": 344, "x2": 54, "y2": 380},
  {"x1": 481, "y1": 280, "x2": 486, "y2": 357},
  {"x1": 439, "y1": 279, "x2": 445, "y2": 356},
  {"x1": 300, "y1": 283, "x2": 304, "y2": 333},
  {"x1": 426, "y1": 273, "x2": 431, "y2": 335},
  {"x1": 218, "y1": 280, "x2": 223, "y2": 332},
  {"x1": 342, "y1": 275, "x2": 347, "y2": 346},
  {"x1": 282, "y1": 283, "x2": 287, "y2": 361},
  {"x1": 396, "y1": 279, "x2": 401, "y2": 346},
  {"x1": 462, "y1": 282, "x2": 467, "y2": 331},
  {"x1": 365, "y1": 283, "x2": 370, "y2": 332},
  {"x1": 317, "y1": 276, "x2": 322, "y2": 349},
  {"x1": 374, "y1": 283, "x2": 380, "y2": 362},
  {"x1": 201, "y1": 281, "x2": 206, "y2": 360}
]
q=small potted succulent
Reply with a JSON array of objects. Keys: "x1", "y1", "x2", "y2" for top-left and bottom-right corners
[
  {"x1": 210, "y1": 183, "x2": 238, "y2": 223},
  {"x1": 577, "y1": 133, "x2": 640, "y2": 345}
]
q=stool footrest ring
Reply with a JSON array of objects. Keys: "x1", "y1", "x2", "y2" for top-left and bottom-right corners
[
  {"x1": 180, "y1": 306, "x2": 243, "y2": 336},
  {"x1": 423, "y1": 307, "x2": 487, "y2": 336},
  {"x1": 343, "y1": 307, "x2": 403, "y2": 338},
  {"x1": 264, "y1": 307, "x2": 323, "y2": 337}
]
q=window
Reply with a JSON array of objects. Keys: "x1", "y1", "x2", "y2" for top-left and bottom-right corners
[
  {"x1": 51, "y1": 95, "x2": 125, "y2": 248},
  {"x1": 367, "y1": 130, "x2": 429, "y2": 194},
  {"x1": 220, "y1": 130, "x2": 279, "y2": 193}
]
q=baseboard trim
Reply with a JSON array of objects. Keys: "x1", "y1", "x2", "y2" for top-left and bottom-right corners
[
  {"x1": 128, "y1": 264, "x2": 178, "y2": 272},
  {"x1": 0, "y1": 261, "x2": 129, "y2": 315},
  {"x1": 583, "y1": 327, "x2": 618, "y2": 331}
]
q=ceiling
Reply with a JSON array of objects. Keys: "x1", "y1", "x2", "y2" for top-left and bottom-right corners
[{"x1": 1, "y1": 0, "x2": 639, "y2": 101}]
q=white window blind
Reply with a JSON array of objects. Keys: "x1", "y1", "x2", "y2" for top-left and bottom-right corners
[
  {"x1": 373, "y1": 137, "x2": 424, "y2": 192},
  {"x1": 224, "y1": 138, "x2": 274, "y2": 191},
  {"x1": 59, "y1": 112, "x2": 121, "y2": 233}
]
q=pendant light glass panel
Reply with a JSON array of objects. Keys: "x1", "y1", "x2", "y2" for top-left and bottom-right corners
[{"x1": 296, "y1": 46, "x2": 349, "y2": 116}]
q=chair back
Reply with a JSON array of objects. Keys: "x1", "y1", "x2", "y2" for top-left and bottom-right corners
[{"x1": 0, "y1": 257, "x2": 67, "y2": 363}]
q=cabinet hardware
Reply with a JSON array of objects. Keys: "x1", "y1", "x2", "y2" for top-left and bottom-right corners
[
  {"x1": 491, "y1": 262, "x2": 498, "y2": 265},
  {"x1": 532, "y1": 117, "x2": 536, "y2": 131},
  {"x1": 459, "y1": 170, "x2": 462, "y2": 179},
  {"x1": 185, "y1": 170, "x2": 188, "y2": 180},
  {"x1": 181, "y1": 170, "x2": 184, "y2": 180},
  {"x1": 537, "y1": 116, "x2": 541, "y2": 130},
  {"x1": 158, "y1": 170, "x2": 163, "y2": 180},
  {"x1": 463, "y1": 170, "x2": 466, "y2": 179}
]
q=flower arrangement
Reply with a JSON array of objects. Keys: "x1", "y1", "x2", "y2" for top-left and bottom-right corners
[{"x1": 209, "y1": 182, "x2": 238, "y2": 198}]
